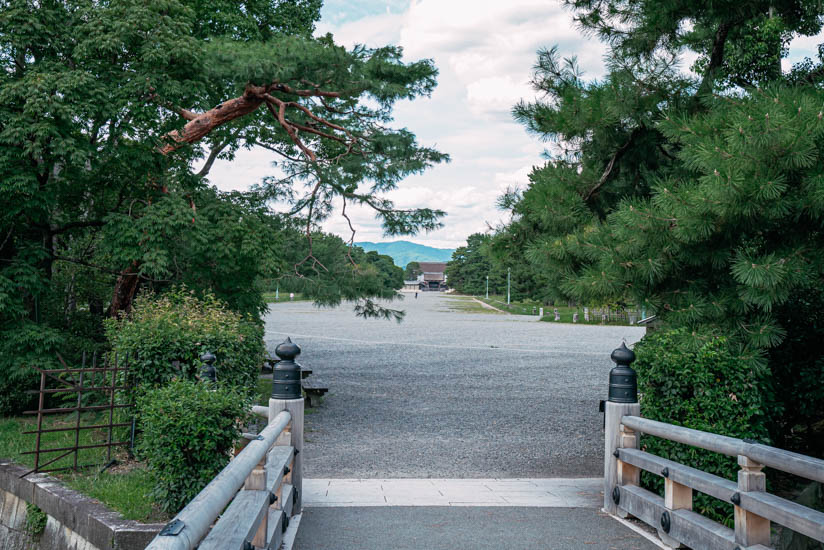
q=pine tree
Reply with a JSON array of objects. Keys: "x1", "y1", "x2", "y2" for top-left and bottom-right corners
[{"x1": 490, "y1": 0, "x2": 824, "y2": 448}]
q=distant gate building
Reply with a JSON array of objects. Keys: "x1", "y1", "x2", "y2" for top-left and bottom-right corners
[
  {"x1": 401, "y1": 262, "x2": 448, "y2": 291},
  {"x1": 420, "y1": 262, "x2": 447, "y2": 291}
]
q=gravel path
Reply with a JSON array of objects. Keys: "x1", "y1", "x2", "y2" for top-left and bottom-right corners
[{"x1": 263, "y1": 293, "x2": 644, "y2": 478}]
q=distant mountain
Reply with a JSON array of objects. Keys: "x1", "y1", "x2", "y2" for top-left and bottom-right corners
[{"x1": 355, "y1": 240, "x2": 455, "y2": 268}]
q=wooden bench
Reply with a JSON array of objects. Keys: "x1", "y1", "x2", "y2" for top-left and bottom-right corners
[
  {"x1": 301, "y1": 379, "x2": 328, "y2": 408},
  {"x1": 262, "y1": 357, "x2": 312, "y2": 379}
]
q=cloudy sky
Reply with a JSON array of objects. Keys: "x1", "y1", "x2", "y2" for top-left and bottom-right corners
[{"x1": 203, "y1": 1, "x2": 824, "y2": 249}]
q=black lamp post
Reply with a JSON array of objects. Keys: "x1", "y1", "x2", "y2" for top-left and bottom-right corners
[
  {"x1": 608, "y1": 342, "x2": 637, "y2": 403},
  {"x1": 272, "y1": 337, "x2": 302, "y2": 400}
]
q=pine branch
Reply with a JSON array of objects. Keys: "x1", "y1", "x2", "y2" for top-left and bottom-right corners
[{"x1": 583, "y1": 127, "x2": 642, "y2": 202}]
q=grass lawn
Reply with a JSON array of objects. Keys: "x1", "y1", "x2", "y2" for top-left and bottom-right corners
[
  {"x1": 475, "y1": 295, "x2": 637, "y2": 326},
  {"x1": 443, "y1": 295, "x2": 504, "y2": 314},
  {"x1": 0, "y1": 411, "x2": 168, "y2": 523}
]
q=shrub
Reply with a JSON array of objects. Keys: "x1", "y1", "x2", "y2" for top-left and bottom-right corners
[
  {"x1": 763, "y1": 288, "x2": 824, "y2": 455},
  {"x1": 106, "y1": 288, "x2": 264, "y2": 391},
  {"x1": 137, "y1": 379, "x2": 249, "y2": 513},
  {"x1": 633, "y1": 328, "x2": 769, "y2": 524},
  {"x1": 0, "y1": 322, "x2": 64, "y2": 415}
]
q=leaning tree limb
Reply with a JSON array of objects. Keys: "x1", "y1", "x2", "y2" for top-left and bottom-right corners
[{"x1": 109, "y1": 81, "x2": 360, "y2": 316}]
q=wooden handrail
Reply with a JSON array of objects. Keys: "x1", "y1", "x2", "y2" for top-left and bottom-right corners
[
  {"x1": 617, "y1": 448, "x2": 824, "y2": 542},
  {"x1": 621, "y1": 416, "x2": 824, "y2": 483},
  {"x1": 146, "y1": 410, "x2": 292, "y2": 550}
]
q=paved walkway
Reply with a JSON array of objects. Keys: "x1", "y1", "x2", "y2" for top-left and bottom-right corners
[
  {"x1": 294, "y1": 506, "x2": 660, "y2": 549},
  {"x1": 294, "y1": 478, "x2": 663, "y2": 548}
]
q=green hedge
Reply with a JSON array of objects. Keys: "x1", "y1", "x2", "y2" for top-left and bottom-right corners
[
  {"x1": 633, "y1": 328, "x2": 769, "y2": 524},
  {"x1": 137, "y1": 379, "x2": 249, "y2": 513},
  {"x1": 105, "y1": 289, "x2": 263, "y2": 391}
]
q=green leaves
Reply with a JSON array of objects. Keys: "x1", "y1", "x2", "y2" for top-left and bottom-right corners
[
  {"x1": 136, "y1": 379, "x2": 250, "y2": 513},
  {"x1": 106, "y1": 289, "x2": 264, "y2": 390},
  {"x1": 634, "y1": 328, "x2": 769, "y2": 523}
]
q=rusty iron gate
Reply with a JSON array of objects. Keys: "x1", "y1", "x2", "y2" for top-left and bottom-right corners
[{"x1": 21, "y1": 352, "x2": 134, "y2": 477}]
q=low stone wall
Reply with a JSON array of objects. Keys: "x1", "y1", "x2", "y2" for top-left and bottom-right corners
[{"x1": 0, "y1": 460, "x2": 163, "y2": 550}]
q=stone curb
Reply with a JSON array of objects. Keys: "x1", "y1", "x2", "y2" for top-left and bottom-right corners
[{"x1": 0, "y1": 460, "x2": 163, "y2": 550}]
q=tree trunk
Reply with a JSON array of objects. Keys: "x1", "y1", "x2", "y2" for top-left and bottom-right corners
[
  {"x1": 108, "y1": 262, "x2": 141, "y2": 317},
  {"x1": 106, "y1": 88, "x2": 266, "y2": 317}
]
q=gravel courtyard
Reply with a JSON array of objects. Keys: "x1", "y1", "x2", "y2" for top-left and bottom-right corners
[{"x1": 263, "y1": 293, "x2": 644, "y2": 478}]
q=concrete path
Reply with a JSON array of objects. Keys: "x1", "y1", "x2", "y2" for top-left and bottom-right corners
[
  {"x1": 303, "y1": 478, "x2": 602, "y2": 507},
  {"x1": 294, "y1": 506, "x2": 660, "y2": 549}
]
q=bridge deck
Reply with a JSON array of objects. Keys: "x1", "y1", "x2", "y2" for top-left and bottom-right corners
[
  {"x1": 294, "y1": 506, "x2": 659, "y2": 549},
  {"x1": 294, "y1": 478, "x2": 662, "y2": 549}
]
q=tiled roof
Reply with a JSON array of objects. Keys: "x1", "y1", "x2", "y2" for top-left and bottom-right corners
[{"x1": 418, "y1": 262, "x2": 446, "y2": 273}]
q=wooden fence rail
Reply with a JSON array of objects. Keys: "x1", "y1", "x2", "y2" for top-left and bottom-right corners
[{"x1": 603, "y1": 343, "x2": 824, "y2": 550}]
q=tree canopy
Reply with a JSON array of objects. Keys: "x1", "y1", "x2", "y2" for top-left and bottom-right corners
[
  {"x1": 0, "y1": 0, "x2": 447, "y2": 412},
  {"x1": 457, "y1": 0, "x2": 824, "y2": 450},
  {"x1": 490, "y1": 0, "x2": 824, "y2": 349}
]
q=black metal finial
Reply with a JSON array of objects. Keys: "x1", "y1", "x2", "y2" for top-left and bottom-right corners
[
  {"x1": 608, "y1": 342, "x2": 638, "y2": 403},
  {"x1": 272, "y1": 337, "x2": 302, "y2": 400},
  {"x1": 199, "y1": 351, "x2": 217, "y2": 383},
  {"x1": 275, "y1": 337, "x2": 301, "y2": 361},
  {"x1": 610, "y1": 342, "x2": 636, "y2": 366}
]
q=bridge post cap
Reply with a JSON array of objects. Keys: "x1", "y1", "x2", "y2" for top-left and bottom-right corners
[
  {"x1": 200, "y1": 351, "x2": 216, "y2": 365},
  {"x1": 610, "y1": 342, "x2": 636, "y2": 366},
  {"x1": 275, "y1": 337, "x2": 301, "y2": 362}
]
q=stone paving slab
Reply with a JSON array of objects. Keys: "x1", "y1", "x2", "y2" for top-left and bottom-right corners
[
  {"x1": 304, "y1": 478, "x2": 602, "y2": 507},
  {"x1": 293, "y1": 506, "x2": 661, "y2": 550}
]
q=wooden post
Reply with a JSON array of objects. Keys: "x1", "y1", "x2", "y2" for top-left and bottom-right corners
[
  {"x1": 270, "y1": 397, "x2": 304, "y2": 513},
  {"x1": 604, "y1": 400, "x2": 640, "y2": 514},
  {"x1": 246, "y1": 453, "x2": 268, "y2": 547},
  {"x1": 658, "y1": 477, "x2": 692, "y2": 548},
  {"x1": 604, "y1": 342, "x2": 640, "y2": 515},
  {"x1": 617, "y1": 424, "x2": 640, "y2": 487},
  {"x1": 735, "y1": 455, "x2": 770, "y2": 547}
]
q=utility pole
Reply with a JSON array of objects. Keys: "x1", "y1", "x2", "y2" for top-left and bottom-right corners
[
  {"x1": 507, "y1": 268, "x2": 511, "y2": 305},
  {"x1": 486, "y1": 275, "x2": 489, "y2": 299}
]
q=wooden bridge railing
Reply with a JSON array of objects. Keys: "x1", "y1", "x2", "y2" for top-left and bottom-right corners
[
  {"x1": 603, "y1": 343, "x2": 824, "y2": 550},
  {"x1": 145, "y1": 338, "x2": 305, "y2": 550}
]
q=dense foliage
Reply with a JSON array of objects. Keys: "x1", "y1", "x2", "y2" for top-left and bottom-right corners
[
  {"x1": 450, "y1": 0, "x2": 824, "y2": 452},
  {"x1": 403, "y1": 261, "x2": 421, "y2": 280},
  {"x1": 1, "y1": 0, "x2": 447, "y2": 413},
  {"x1": 634, "y1": 328, "x2": 769, "y2": 522},
  {"x1": 137, "y1": 379, "x2": 249, "y2": 513},
  {"x1": 445, "y1": 234, "x2": 504, "y2": 296},
  {"x1": 106, "y1": 289, "x2": 264, "y2": 390}
]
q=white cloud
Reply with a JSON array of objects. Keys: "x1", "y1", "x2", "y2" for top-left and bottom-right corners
[{"x1": 202, "y1": 1, "x2": 608, "y2": 248}]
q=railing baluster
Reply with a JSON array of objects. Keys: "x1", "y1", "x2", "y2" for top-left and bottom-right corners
[
  {"x1": 246, "y1": 453, "x2": 268, "y2": 548},
  {"x1": 735, "y1": 455, "x2": 770, "y2": 547}
]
